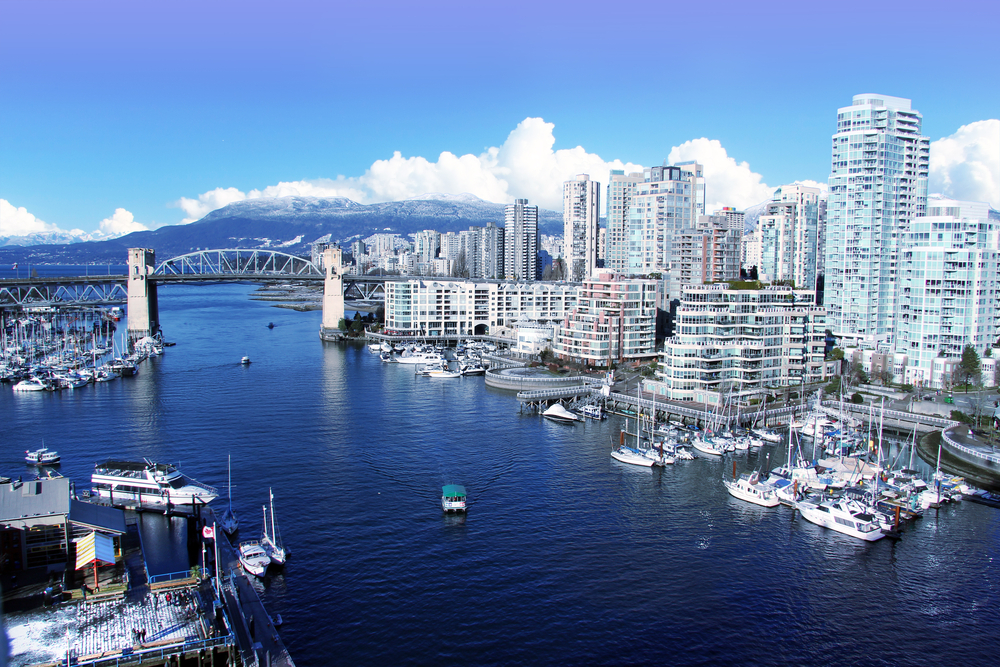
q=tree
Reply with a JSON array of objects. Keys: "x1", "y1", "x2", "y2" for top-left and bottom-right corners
[
  {"x1": 877, "y1": 365, "x2": 895, "y2": 387},
  {"x1": 828, "y1": 347, "x2": 845, "y2": 361},
  {"x1": 846, "y1": 357, "x2": 868, "y2": 387},
  {"x1": 338, "y1": 317, "x2": 349, "y2": 332},
  {"x1": 851, "y1": 392, "x2": 864, "y2": 404},
  {"x1": 956, "y1": 344, "x2": 982, "y2": 392},
  {"x1": 824, "y1": 376, "x2": 842, "y2": 396}
]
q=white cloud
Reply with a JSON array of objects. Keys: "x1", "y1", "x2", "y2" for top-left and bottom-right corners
[
  {"x1": 98, "y1": 208, "x2": 148, "y2": 236},
  {"x1": 0, "y1": 199, "x2": 59, "y2": 236},
  {"x1": 929, "y1": 119, "x2": 1000, "y2": 208},
  {"x1": 174, "y1": 118, "x2": 644, "y2": 220},
  {"x1": 668, "y1": 138, "x2": 775, "y2": 213}
]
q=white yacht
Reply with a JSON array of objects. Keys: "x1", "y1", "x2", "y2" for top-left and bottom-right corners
[
  {"x1": 724, "y1": 474, "x2": 780, "y2": 507},
  {"x1": 691, "y1": 437, "x2": 725, "y2": 457},
  {"x1": 395, "y1": 351, "x2": 444, "y2": 365},
  {"x1": 796, "y1": 498, "x2": 885, "y2": 541},
  {"x1": 238, "y1": 541, "x2": 271, "y2": 577},
  {"x1": 91, "y1": 459, "x2": 219, "y2": 507},
  {"x1": 13, "y1": 376, "x2": 49, "y2": 391},
  {"x1": 542, "y1": 404, "x2": 581, "y2": 423}
]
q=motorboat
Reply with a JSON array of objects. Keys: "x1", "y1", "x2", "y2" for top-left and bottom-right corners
[
  {"x1": 241, "y1": 356, "x2": 251, "y2": 365},
  {"x1": 542, "y1": 404, "x2": 581, "y2": 423},
  {"x1": 261, "y1": 488, "x2": 288, "y2": 565},
  {"x1": 611, "y1": 446, "x2": 656, "y2": 467},
  {"x1": 25, "y1": 447, "x2": 61, "y2": 465},
  {"x1": 424, "y1": 365, "x2": 462, "y2": 378},
  {"x1": 219, "y1": 454, "x2": 239, "y2": 536},
  {"x1": 395, "y1": 351, "x2": 444, "y2": 365},
  {"x1": 442, "y1": 484, "x2": 467, "y2": 512},
  {"x1": 751, "y1": 428, "x2": 782, "y2": 444},
  {"x1": 796, "y1": 498, "x2": 885, "y2": 541},
  {"x1": 91, "y1": 459, "x2": 219, "y2": 507},
  {"x1": 13, "y1": 376, "x2": 50, "y2": 391},
  {"x1": 724, "y1": 474, "x2": 780, "y2": 507},
  {"x1": 459, "y1": 362, "x2": 487, "y2": 376},
  {"x1": 238, "y1": 541, "x2": 271, "y2": 577},
  {"x1": 576, "y1": 405, "x2": 605, "y2": 420}
]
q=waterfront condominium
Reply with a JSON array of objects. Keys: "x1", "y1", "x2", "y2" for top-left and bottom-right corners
[
  {"x1": 753, "y1": 184, "x2": 825, "y2": 291},
  {"x1": 605, "y1": 170, "x2": 643, "y2": 272},
  {"x1": 825, "y1": 94, "x2": 929, "y2": 347},
  {"x1": 504, "y1": 199, "x2": 539, "y2": 281},
  {"x1": 627, "y1": 165, "x2": 699, "y2": 276},
  {"x1": 896, "y1": 198, "x2": 1000, "y2": 388},
  {"x1": 551, "y1": 271, "x2": 658, "y2": 366},
  {"x1": 480, "y1": 221, "x2": 505, "y2": 280},
  {"x1": 645, "y1": 283, "x2": 828, "y2": 405},
  {"x1": 563, "y1": 174, "x2": 602, "y2": 282}
]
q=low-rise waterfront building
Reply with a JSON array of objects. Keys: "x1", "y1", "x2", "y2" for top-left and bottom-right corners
[{"x1": 646, "y1": 283, "x2": 827, "y2": 405}]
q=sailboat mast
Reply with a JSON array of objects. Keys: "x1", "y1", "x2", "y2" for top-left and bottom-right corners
[{"x1": 269, "y1": 488, "x2": 276, "y2": 543}]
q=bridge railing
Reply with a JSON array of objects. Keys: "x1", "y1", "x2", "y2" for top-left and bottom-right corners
[{"x1": 941, "y1": 427, "x2": 1000, "y2": 465}]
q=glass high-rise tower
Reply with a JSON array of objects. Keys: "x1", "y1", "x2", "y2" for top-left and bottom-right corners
[{"x1": 825, "y1": 94, "x2": 929, "y2": 346}]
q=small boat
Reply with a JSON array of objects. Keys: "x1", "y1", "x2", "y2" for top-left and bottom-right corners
[
  {"x1": 724, "y1": 474, "x2": 780, "y2": 507},
  {"x1": 13, "y1": 377, "x2": 50, "y2": 392},
  {"x1": 261, "y1": 488, "x2": 288, "y2": 565},
  {"x1": 460, "y1": 362, "x2": 487, "y2": 376},
  {"x1": 424, "y1": 365, "x2": 462, "y2": 378},
  {"x1": 238, "y1": 541, "x2": 271, "y2": 577},
  {"x1": 26, "y1": 447, "x2": 61, "y2": 465},
  {"x1": 241, "y1": 356, "x2": 251, "y2": 365},
  {"x1": 962, "y1": 489, "x2": 1000, "y2": 509},
  {"x1": 751, "y1": 428, "x2": 782, "y2": 444},
  {"x1": 796, "y1": 498, "x2": 885, "y2": 541},
  {"x1": 576, "y1": 405, "x2": 605, "y2": 420},
  {"x1": 442, "y1": 484, "x2": 467, "y2": 512},
  {"x1": 267, "y1": 323, "x2": 275, "y2": 329},
  {"x1": 270, "y1": 613, "x2": 283, "y2": 627},
  {"x1": 610, "y1": 446, "x2": 655, "y2": 467},
  {"x1": 691, "y1": 437, "x2": 725, "y2": 457},
  {"x1": 219, "y1": 454, "x2": 239, "y2": 536},
  {"x1": 542, "y1": 404, "x2": 581, "y2": 423}
]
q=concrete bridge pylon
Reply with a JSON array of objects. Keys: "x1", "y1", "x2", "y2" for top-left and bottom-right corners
[
  {"x1": 319, "y1": 246, "x2": 346, "y2": 341},
  {"x1": 127, "y1": 248, "x2": 159, "y2": 341}
]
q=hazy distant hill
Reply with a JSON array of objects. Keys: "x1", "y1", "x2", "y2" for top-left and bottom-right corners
[{"x1": 0, "y1": 194, "x2": 564, "y2": 265}]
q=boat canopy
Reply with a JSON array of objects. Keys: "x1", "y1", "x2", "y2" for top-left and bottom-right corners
[{"x1": 442, "y1": 484, "x2": 466, "y2": 498}]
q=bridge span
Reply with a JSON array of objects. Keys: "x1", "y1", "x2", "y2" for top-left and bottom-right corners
[{"x1": 0, "y1": 247, "x2": 393, "y2": 342}]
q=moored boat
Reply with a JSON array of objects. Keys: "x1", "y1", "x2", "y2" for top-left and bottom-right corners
[
  {"x1": 724, "y1": 474, "x2": 780, "y2": 507},
  {"x1": 91, "y1": 459, "x2": 219, "y2": 507},
  {"x1": 238, "y1": 541, "x2": 271, "y2": 577},
  {"x1": 796, "y1": 498, "x2": 885, "y2": 541},
  {"x1": 542, "y1": 403, "x2": 581, "y2": 423},
  {"x1": 610, "y1": 446, "x2": 656, "y2": 467}
]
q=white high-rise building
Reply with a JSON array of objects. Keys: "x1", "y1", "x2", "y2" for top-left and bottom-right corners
[
  {"x1": 504, "y1": 199, "x2": 538, "y2": 281},
  {"x1": 480, "y1": 221, "x2": 504, "y2": 280},
  {"x1": 563, "y1": 174, "x2": 601, "y2": 282},
  {"x1": 605, "y1": 170, "x2": 643, "y2": 272},
  {"x1": 897, "y1": 199, "x2": 1000, "y2": 388},
  {"x1": 627, "y1": 165, "x2": 698, "y2": 275},
  {"x1": 825, "y1": 94, "x2": 930, "y2": 345},
  {"x1": 753, "y1": 184, "x2": 825, "y2": 290}
]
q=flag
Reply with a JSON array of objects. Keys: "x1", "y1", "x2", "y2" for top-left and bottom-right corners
[{"x1": 202, "y1": 525, "x2": 215, "y2": 540}]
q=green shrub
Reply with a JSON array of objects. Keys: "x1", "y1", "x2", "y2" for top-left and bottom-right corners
[{"x1": 851, "y1": 392, "x2": 864, "y2": 404}]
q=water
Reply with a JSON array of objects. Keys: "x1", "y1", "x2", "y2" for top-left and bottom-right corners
[{"x1": 3, "y1": 282, "x2": 1000, "y2": 666}]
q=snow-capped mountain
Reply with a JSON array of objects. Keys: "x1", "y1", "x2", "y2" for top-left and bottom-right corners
[{"x1": 0, "y1": 195, "x2": 563, "y2": 264}]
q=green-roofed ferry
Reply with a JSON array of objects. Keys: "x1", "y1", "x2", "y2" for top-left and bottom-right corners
[{"x1": 442, "y1": 485, "x2": 467, "y2": 512}]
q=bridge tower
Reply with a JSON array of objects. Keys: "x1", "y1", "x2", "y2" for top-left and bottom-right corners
[
  {"x1": 127, "y1": 248, "x2": 159, "y2": 342},
  {"x1": 319, "y1": 246, "x2": 346, "y2": 341}
]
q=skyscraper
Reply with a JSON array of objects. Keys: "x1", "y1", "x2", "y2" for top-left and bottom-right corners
[
  {"x1": 627, "y1": 165, "x2": 699, "y2": 275},
  {"x1": 754, "y1": 184, "x2": 824, "y2": 290},
  {"x1": 563, "y1": 174, "x2": 601, "y2": 282},
  {"x1": 605, "y1": 170, "x2": 642, "y2": 272},
  {"x1": 825, "y1": 94, "x2": 929, "y2": 345},
  {"x1": 504, "y1": 199, "x2": 538, "y2": 281}
]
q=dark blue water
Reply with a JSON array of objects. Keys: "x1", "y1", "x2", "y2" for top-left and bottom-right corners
[{"x1": 3, "y1": 282, "x2": 1000, "y2": 666}]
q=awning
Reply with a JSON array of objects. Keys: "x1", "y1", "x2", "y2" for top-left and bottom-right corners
[{"x1": 75, "y1": 531, "x2": 116, "y2": 570}]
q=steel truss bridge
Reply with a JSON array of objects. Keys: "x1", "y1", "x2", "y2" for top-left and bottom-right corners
[{"x1": 0, "y1": 249, "x2": 391, "y2": 308}]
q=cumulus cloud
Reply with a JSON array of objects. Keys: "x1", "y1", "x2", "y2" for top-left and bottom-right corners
[
  {"x1": 929, "y1": 119, "x2": 999, "y2": 208},
  {"x1": 668, "y1": 138, "x2": 775, "y2": 213},
  {"x1": 174, "y1": 118, "x2": 644, "y2": 221},
  {"x1": 98, "y1": 208, "x2": 148, "y2": 236},
  {"x1": 0, "y1": 199, "x2": 59, "y2": 236}
]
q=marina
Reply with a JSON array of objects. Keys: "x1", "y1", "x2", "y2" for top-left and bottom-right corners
[{"x1": 3, "y1": 281, "x2": 1000, "y2": 666}]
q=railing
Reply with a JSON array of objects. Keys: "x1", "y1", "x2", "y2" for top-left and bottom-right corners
[
  {"x1": 517, "y1": 385, "x2": 600, "y2": 401},
  {"x1": 75, "y1": 633, "x2": 235, "y2": 666},
  {"x1": 148, "y1": 570, "x2": 194, "y2": 584},
  {"x1": 941, "y1": 427, "x2": 1000, "y2": 465}
]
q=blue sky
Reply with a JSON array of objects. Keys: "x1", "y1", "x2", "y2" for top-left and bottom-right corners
[{"x1": 1, "y1": 0, "x2": 997, "y2": 237}]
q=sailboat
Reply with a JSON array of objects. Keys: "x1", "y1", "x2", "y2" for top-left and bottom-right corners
[
  {"x1": 219, "y1": 454, "x2": 238, "y2": 536},
  {"x1": 261, "y1": 488, "x2": 288, "y2": 565}
]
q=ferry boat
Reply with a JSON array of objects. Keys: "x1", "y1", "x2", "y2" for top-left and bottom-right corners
[
  {"x1": 91, "y1": 459, "x2": 219, "y2": 507},
  {"x1": 442, "y1": 484, "x2": 467, "y2": 512},
  {"x1": 25, "y1": 447, "x2": 61, "y2": 465}
]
